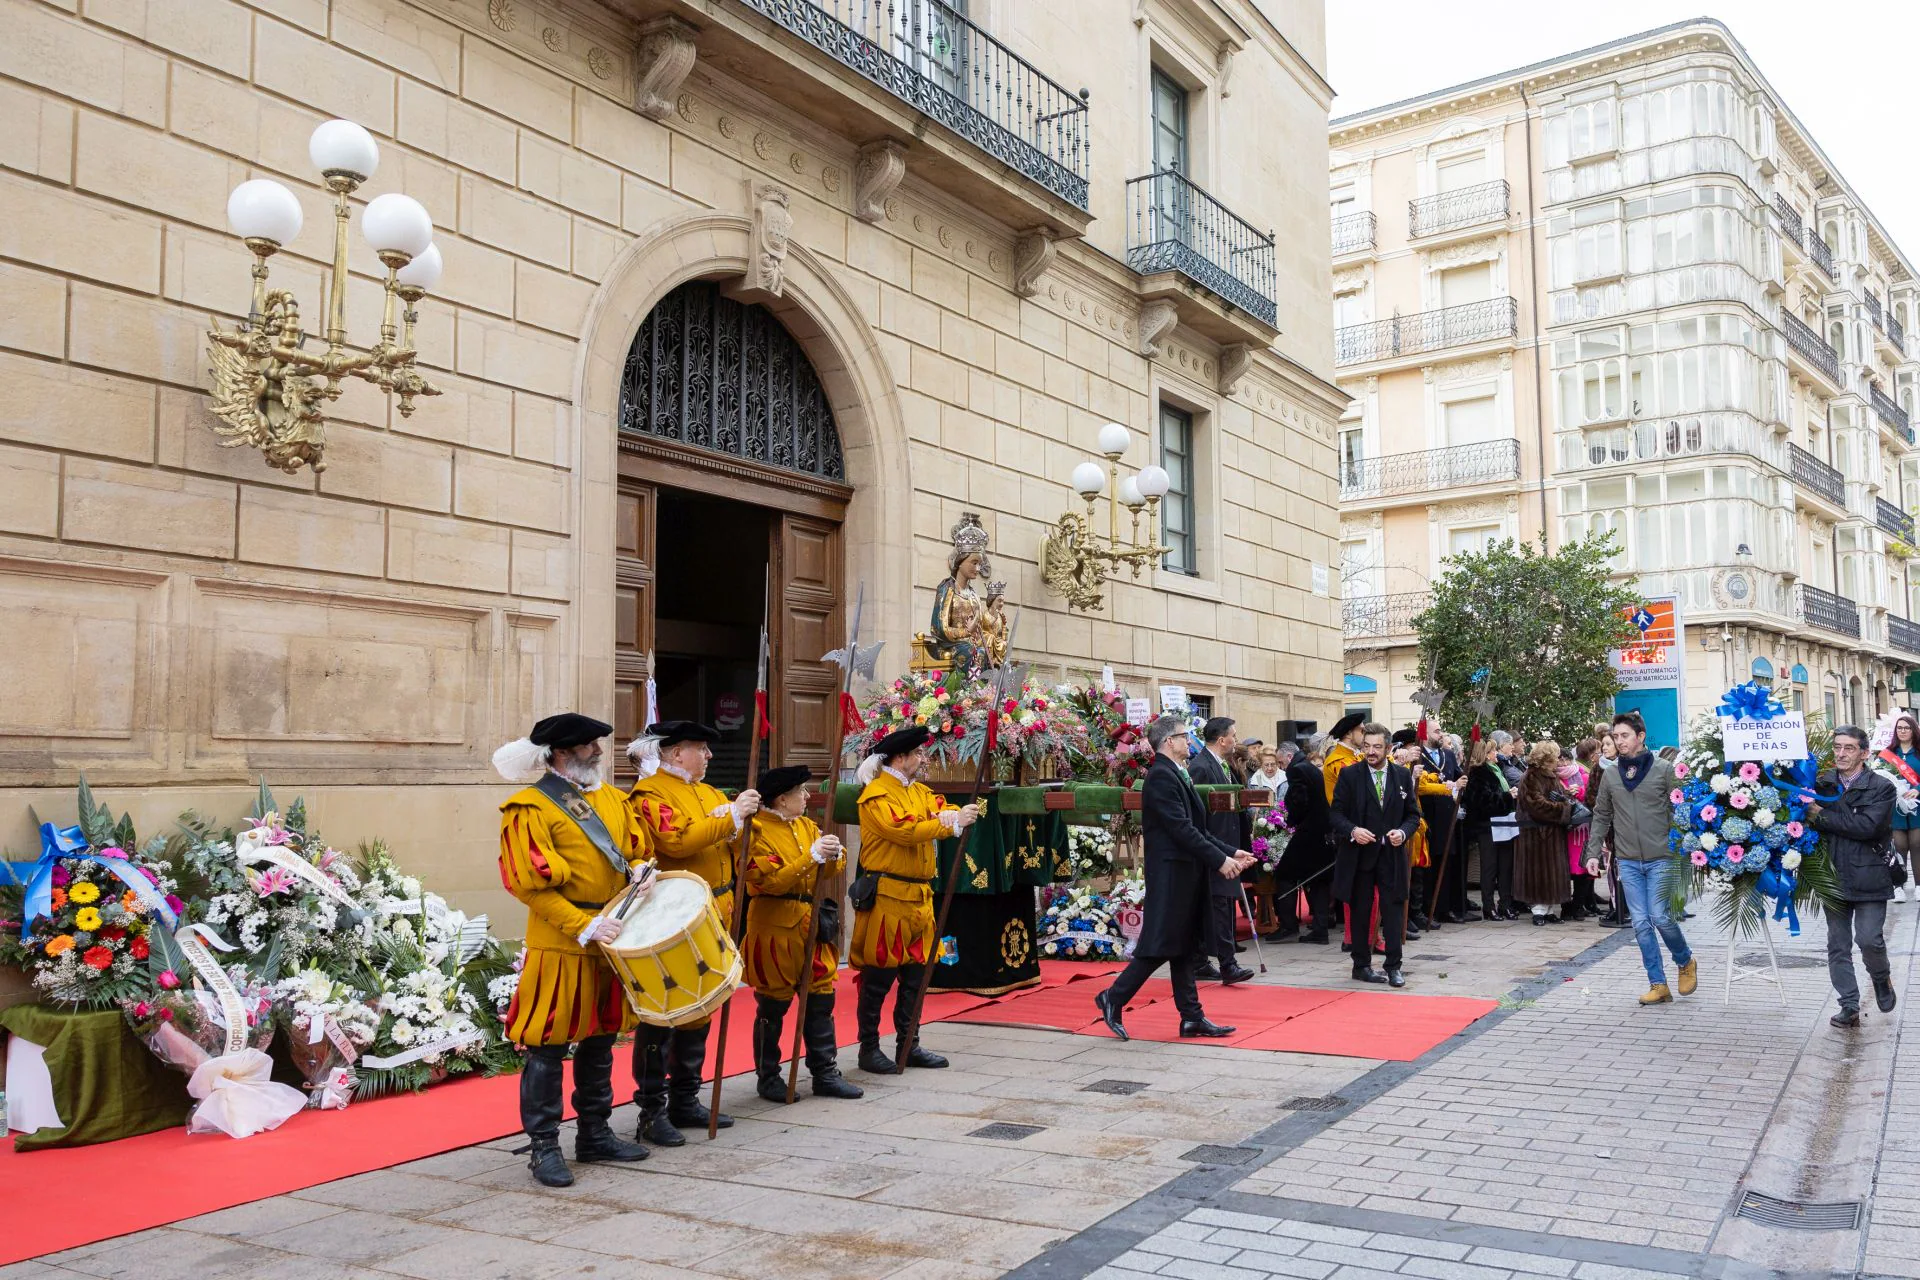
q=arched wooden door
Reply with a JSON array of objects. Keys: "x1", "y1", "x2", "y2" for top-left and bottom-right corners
[{"x1": 612, "y1": 281, "x2": 850, "y2": 785}]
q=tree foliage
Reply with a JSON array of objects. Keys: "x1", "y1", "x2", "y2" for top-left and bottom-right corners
[{"x1": 1414, "y1": 532, "x2": 1640, "y2": 744}]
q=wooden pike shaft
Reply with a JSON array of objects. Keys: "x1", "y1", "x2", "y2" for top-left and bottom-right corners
[{"x1": 707, "y1": 659, "x2": 767, "y2": 1140}]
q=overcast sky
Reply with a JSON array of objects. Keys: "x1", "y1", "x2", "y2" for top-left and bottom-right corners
[{"x1": 1324, "y1": 2, "x2": 1920, "y2": 262}]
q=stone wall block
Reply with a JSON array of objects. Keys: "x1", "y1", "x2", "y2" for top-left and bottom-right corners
[
  {"x1": 64, "y1": 457, "x2": 235, "y2": 558},
  {"x1": 452, "y1": 449, "x2": 570, "y2": 534},
  {"x1": 0, "y1": 173, "x2": 161, "y2": 294},
  {"x1": 0, "y1": 443, "x2": 60, "y2": 537},
  {"x1": 388, "y1": 509, "x2": 509, "y2": 592},
  {"x1": 237, "y1": 487, "x2": 386, "y2": 577}
]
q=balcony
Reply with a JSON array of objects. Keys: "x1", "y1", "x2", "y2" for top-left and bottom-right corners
[
  {"x1": 1408, "y1": 180, "x2": 1510, "y2": 239},
  {"x1": 706, "y1": 0, "x2": 1091, "y2": 229},
  {"x1": 1868, "y1": 291, "x2": 1885, "y2": 332},
  {"x1": 1789, "y1": 442, "x2": 1846, "y2": 509},
  {"x1": 1871, "y1": 384, "x2": 1914, "y2": 445},
  {"x1": 1331, "y1": 211, "x2": 1376, "y2": 257},
  {"x1": 1126, "y1": 169, "x2": 1276, "y2": 328},
  {"x1": 1334, "y1": 297, "x2": 1519, "y2": 367},
  {"x1": 1342, "y1": 592, "x2": 1429, "y2": 643},
  {"x1": 1877, "y1": 496, "x2": 1915, "y2": 543},
  {"x1": 1891, "y1": 615, "x2": 1920, "y2": 659},
  {"x1": 1807, "y1": 227, "x2": 1838, "y2": 282},
  {"x1": 1341, "y1": 439, "x2": 1521, "y2": 502},
  {"x1": 1892, "y1": 312, "x2": 1907, "y2": 353},
  {"x1": 1774, "y1": 194, "x2": 1804, "y2": 248},
  {"x1": 1799, "y1": 584, "x2": 1861, "y2": 639},
  {"x1": 1781, "y1": 312, "x2": 1841, "y2": 387}
]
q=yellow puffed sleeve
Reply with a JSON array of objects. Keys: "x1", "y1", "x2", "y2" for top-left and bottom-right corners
[{"x1": 498, "y1": 801, "x2": 593, "y2": 941}]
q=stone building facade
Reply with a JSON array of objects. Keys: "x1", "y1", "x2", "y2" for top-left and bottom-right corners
[
  {"x1": 0, "y1": 0, "x2": 1344, "y2": 922},
  {"x1": 1329, "y1": 18, "x2": 1920, "y2": 738}
]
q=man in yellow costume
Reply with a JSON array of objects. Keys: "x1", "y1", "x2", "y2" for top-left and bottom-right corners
[
  {"x1": 1323, "y1": 712, "x2": 1367, "y2": 803},
  {"x1": 744, "y1": 764, "x2": 863, "y2": 1103},
  {"x1": 491, "y1": 713, "x2": 653, "y2": 1187},
  {"x1": 850, "y1": 725, "x2": 979, "y2": 1073},
  {"x1": 624, "y1": 719, "x2": 760, "y2": 1146}
]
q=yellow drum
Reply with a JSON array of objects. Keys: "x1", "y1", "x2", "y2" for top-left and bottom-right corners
[{"x1": 598, "y1": 871, "x2": 742, "y2": 1028}]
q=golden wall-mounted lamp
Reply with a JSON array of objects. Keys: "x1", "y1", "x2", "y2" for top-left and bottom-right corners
[
  {"x1": 1039, "y1": 421, "x2": 1170, "y2": 613},
  {"x1": 205, "y1": 119, "x2": 444, "y2": 474}
]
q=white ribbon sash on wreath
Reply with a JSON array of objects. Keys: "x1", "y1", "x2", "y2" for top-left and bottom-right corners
[
  {"x1": 232, "y1": 829, "x2": 359, "y2": 909},
  {"x1": 358, "y1": 1029, "x2": 483, "y2": 1071},
  {"x1": 174, "y1": 925, "x2": 250, "y2": 1057}
]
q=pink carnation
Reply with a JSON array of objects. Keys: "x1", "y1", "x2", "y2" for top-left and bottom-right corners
[
  {"x1": 1673, "y1": 762, "x2": 1690, "y2": 778},
  {"x1": 1727, "y1": 846, "x2": 1745, "y2": 863},
  {"x1": 1669, "y1": 789, "x2": 1685, "y2": 804},
  {"x1": 1728, "y1": 792, "x2": 1751, "y2": 810},
  {"x1": 1786, "y1": 821, "x2": 1805, "y2": 838},
  {"x1": 156, "y1": 969, "x2": 180, "y2": 990},
  {"x1": 1738, "y1": 762, "x2": 1762, "y2": 782},
  {"x1": 1690, "y1": 850, "x2": 1709, "y2": 866},
  {"x1": 1700, "y1": 804, "x2": 1719, "y2": 823}
]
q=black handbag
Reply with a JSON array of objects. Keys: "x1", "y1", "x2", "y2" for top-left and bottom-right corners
[
  {"x1": 815, "y1": 895, "x2": 841, "y2": 943},
  {"x1": 848, "y1": 872, "x2": 878, "y2": 912},
  {"x1": 1887, "y1": 841, "x2": 1909, "y2": 889}
]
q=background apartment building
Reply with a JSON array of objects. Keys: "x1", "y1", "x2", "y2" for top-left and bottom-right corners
[{"x1": 1327, "y1": 18, "x2": 1920, "y2": 743}]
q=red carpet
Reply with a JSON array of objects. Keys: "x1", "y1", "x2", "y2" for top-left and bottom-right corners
[
  {"x1": 0, "y1": 962, "x2": 1118, "y2": 1262},
  {"x1": 947, "y1": 974, "x2": 1495, "y2": 1060}
]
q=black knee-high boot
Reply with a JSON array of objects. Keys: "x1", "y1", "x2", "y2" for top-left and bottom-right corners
[
  {"x1": 856, "y1": 967, "x2": 896, "y2": 1073},
  {"x1": 667, "y1": 1024, "x2": 732, "y2": 1129},
  {"x1": 520, "y1": 1045, "x2": 572, "y2": 1186},
  {"x1": 631, "y1": 1024, "x2": 681, "y2": 1147},
  {"x1": 805, "y1": 990, "x2": 862, "y2": 1099},
  {"x1": 892, "y1": 963, "x2": 947, "y2": 1069},
  {"x1": 753, "y1": 995, "x2": 791, "y2": 1103},
  {"x1": 572, "y1": 1034, "x2": 647, "y2": 1163}
]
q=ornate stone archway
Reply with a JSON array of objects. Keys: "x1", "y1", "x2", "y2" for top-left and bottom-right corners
[{"x1": 570, "y1": 211, "x2": 912, "y2": 715}]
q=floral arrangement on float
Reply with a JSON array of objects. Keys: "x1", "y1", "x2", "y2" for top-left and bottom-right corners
[
  {"x1": 1667, "y1": 683, "x2": 1838, "y2": 936},
  {"x1": 1063, "y1": 824, "x2": 1117, "y2": 880},
  {"x1": 853, "y1": 670, "x2": 1088, "y2": 780},
  {"x1": 1059, "y1": 684, "x2": 1154, "y2": 787},
  {"x1": 1036, "y1": 883, "x2": 1125, "y2": 961},
  {"x1": 0, "y1": 778, "x2": 524, "y2": 1137},
  {"x1": 1250, "y1": 799, "x2": 1292, "y2": 873}
]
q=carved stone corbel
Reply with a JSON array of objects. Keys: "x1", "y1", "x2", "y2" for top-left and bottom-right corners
[
  {"x1": 1137, "y1": 299, "x2": 1178, "y2": 358},
  {"x1": 1012, "y1": 228, "x2": 1056, "y2": 298},
  {"x1": 1217, "y1": 343, "x2": 1252, "y2": 395},
  {"x1": 634, "y1": 16, "x2": 700, "y2": 122},
  {"x1": 853, "y1": 140, "x2": 907, "y2": 223}
]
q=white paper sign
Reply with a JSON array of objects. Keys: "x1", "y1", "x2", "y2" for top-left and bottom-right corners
[
  {"x1": 1311, "y1": 562, "x2": 1329, "y2": 597},
  {"x1": 1101, "y1": 665, "x2": 1115, "y2": 694},
  {"x1": 1124, "y1": 697, "x2": 1153, "y2": 727},
  {"x1": 1159, "y1": 685, "x2": 1187, "y2": 713},
  {"x1": 1719, "y1": 713, "x2": 1807, "y2": 763},
  {"x1": 1113, "y1": 904, "x2": 1143, "y2": 942}
]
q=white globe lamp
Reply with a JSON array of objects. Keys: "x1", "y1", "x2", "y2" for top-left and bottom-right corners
[
  {"x1": 394, "y1": 242, "x2": 443, "y2": 293},
  {"x1": 309, "y1": 120, "x2": 380, "y2": 184},
  {"x1": 1071, "y1": 461, "x2": 1107, "y2": 499},
  {"x1": 1119, "y1": 475, "x2": 1145, "y2": 508},
  {"x1": 1136, "y1": 465, "x2": 1171, "y2": 500},
  {"x1": 225, "y1": 179, "x2": 303, "y2": 250},
  {"x1": 362, "y1": 193, "x2": 434, "y2": 264},
  {"x1": 1097, "y1": 422, "x2": 1132, "y2": 458}
]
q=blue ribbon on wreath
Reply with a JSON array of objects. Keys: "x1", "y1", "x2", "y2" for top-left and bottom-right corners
[
  {"x1": 1716, "y1": 681, "x2": 1784, "y2": 721},
  {"x1": 7, "y1": 823, "x2": 178, "y2": 940},
  {"x1": 1757, "y1": 865, "x2": 1800, "y2": 937},
  {"x1": 1780, "y1": 756, "x2": 1842, "y2": 806}
]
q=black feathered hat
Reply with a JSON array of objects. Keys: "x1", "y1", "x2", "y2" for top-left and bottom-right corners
[
  {"x1": 871, "y1": 725, "x2": 933, "y2": 760},
  {"x1": 1391, "y1": 727, "x2": 1419, "y2": 747},
  {"x1": 1330, "y1": 712, "x2": 1366, "y2": 741},
  {"x1": 646, "y1": 720, "x2": 722, "y2": 748},
  {"x1": 756, "y1": 764, "x2": 813, "y2": 802},
  {"x1": 529, "y1": 713, "x2": 612, "y2": 749}
]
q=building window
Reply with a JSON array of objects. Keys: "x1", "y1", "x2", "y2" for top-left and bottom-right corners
[
  {"x1": 1339, "y1": 425, "x2": 1365, "y2": 488},
  {"x1": 1567, "y1": 96, "x2": 1617, "y2": 158},
  {"x1": 1448, "y1": 523, "x2": 1503, "y2": 557},
  {"x1": 1340, "y1": 537, "x2": 1377, "y2": 596},
  {"x1": 1442, "y1": 393, "x2": 1499, "y2": 446},
  {"x1": 1437, "y1": 262, "x2": 1493, "y2": 308},
  {"x1": 1435, "y1": 151, "x2": 1487, "y2": 193},
  {"x1": 1150, "y1": 66, "x2": 1188, "y2": 175},
  {"x1": 1188, "y1": 694, "x2": 1214, "y2": 720},
  {"x1": 1160, "y1": 403, "x2": 1197, "y2": 576}
]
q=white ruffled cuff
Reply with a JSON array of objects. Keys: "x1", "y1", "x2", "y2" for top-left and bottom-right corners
[
  {"x1": 938, "y1": 810, "x2": 964, "y2": 834},
  {"x1": 576, "y1": 915, "x2": 607, "y2": 947}
]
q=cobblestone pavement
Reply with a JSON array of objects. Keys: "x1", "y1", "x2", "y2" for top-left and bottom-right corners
[{"x1": 8, "y1": 904, "x2": 1915, "y2": 1280}]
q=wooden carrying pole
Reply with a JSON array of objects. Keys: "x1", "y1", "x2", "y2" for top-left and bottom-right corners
[
  {"x1": 783, "y1": 586, "x2": 873, "y2": 1102},
  {"x1": 893, "y1": 614, "x2": 1021, "y2": 1073},
  {"x1": 705, "y1": 620, "x2": 769, "y2": 1140}
]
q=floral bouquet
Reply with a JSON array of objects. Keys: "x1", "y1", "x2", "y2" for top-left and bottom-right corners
[
  {"x1": 1036, "y1": 884, "x2": 1125, "y2": 961},
  {"x1": 0, "y1": 800, "x2": 186, "y2": 1009},
  {"x1": 1250, "y1": 799, "x2": 1292, "y2": 873},
  {"x1": 1867, "y1": 710, "x2": 1920, "y2": 815},
  {"x1": 1667, "y1": 685, "x2": 1837, "y2": 936},
  {"x1": 1064, "y1": 824, "x2": 1117, "y2": 880},
  {"x1": 854, "y1": 671, "x2": 1087, "y2": 775},
  {"x1": 271, "y1": 967, "x2": 379, "y2": 1109},
  {"x1": 124, "y1": 956, "x2": 302, "y2": 1139}
]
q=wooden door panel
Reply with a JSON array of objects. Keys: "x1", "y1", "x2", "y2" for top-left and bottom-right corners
[
  {"x1": 771, "y1": 513, "x2": 842, "y2": 777},
  {"x1": 614, "y1": 480, "x2": 656, "y2": 785}
]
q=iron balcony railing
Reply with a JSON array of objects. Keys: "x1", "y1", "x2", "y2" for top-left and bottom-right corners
[
  {"x1": 1408, "y1": 180, "x2": 1510, "y2": 238},
  {"x1": 1773, "y1": 194, "x2": 1803, "y2": 247},
  {"x1": 1789, "y1": 442, "x2": 1845, "y2": 508},
  {"x1": 1334, "y1": 297, "x2": 1518, "y2": 366},
  {"x1": 1126, "y1": 169, "x2": 1276, "y2": 325},
  {"x1": 1870, "y1": 385, "x2": 1913, "y2": 443},
  {"x1": 1340, "y1": 439, "x2": 1521, "y2": 500},
  {"x1": 1876, "y1": 496, "x2": 1915, "y2": 542},
  {"x1": 1891, "y1": 615, "x2": 1920, "y2": 659},
  {"x1": 1331, "y1": 210, "x2": 1376, "y2": 256},
  {"x1": 1868, "y1": 291, "x2": 1885, "y2": 332},
  {"x1": 1807, "y1": 226, "x2": 1838, "y2": 281},
  {"x1": 1342, "y1": 591, "x2": 1429, "y2": 641},
  {"x1": 1781, "y1": 312, "x2": 1841, "y2": 385},
  {"x1": 1798, "y1": 584, "x2": 1861, "y2": 639},
  {"x1": 734, "y1": 0, "x2": 1090, "y2": 209},
  {"x1": 1892, "y1": 313, "x2": 1907, "y2": 351}
]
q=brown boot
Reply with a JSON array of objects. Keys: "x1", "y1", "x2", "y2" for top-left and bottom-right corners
[
  {"x1": 1675, "y1": 959, "x2": 1697, "y2": 996},
  {"x1": 1639, "y1": 983, "x2": 1673, "y2": 1005}
]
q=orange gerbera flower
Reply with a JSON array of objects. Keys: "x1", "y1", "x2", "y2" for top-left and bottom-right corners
[
  {"x1": 44, "y1": 935, "x2": 75, "y2": 957},
  {"x1": 121, "y1": 890, "x2": 140, "y2": 912},
  {"x1": 50, "y1": 888, "x2": 67, "y2": 910}
]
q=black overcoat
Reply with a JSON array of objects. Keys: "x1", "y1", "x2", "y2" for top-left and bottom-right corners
[
  {"x1": 1187, "y1": 747, "x2": 1251, "y2": 899},
  {"x1": 1328, "y1": 759, "x2": 1421, "y2": 904},
  {"x1": 1134, "y1": 754, "x2": 1238, "y2": 958},
  {"x1": 1812, "y1": 769, "x2": 1897, "y2": 903},
  {"x1": 1276, "y1": 756, "x2": 1333, "y2": 883}
]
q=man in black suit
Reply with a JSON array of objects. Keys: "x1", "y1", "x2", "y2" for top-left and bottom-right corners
[
  {"x1": 1094, "y1": 717, "x2": 1257, "y2": 1041},
  {"x1": 1330, "y1": 722, "x2": 1422, "y2": 988},
  {"x1": 1187, "y1": 716, "x2": 1256, "y2": 985},
  {"x1": 1276, "y1": 734, "x2": 1334, "y2": 944}
]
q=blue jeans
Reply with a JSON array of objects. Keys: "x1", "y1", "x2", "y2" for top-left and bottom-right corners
[{"x1": 1617, "y1": 857, "x2": 1692, "y2": 985}]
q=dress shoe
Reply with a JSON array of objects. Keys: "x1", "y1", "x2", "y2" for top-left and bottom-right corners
[
  {"x1": 897, "y1": 1040, "x2": 948, "y2": 1069},
  {"x1": 1675, "y1": 958, "x2": 1697, "y2": 997},
  {"x1": 1638, "y1": 983, "x2": 1672, "y2": 1006},
  {"x1": 1093, "y1": 989, "x2": 1129, "y2": 1041},
  {"x1": 1178, "y1": 1017, "x2": 1235, "y2": 1038},
  {"x1": 1437, "y1": 911, "x2": 1465, "y2": 925},
  {"x1": 1531, "y1": 914, "x2": 1546, "y2": 927},
  {"x1": 1339, "y1": 942, "x2": 1352, "y2": 954},
  {"x1": 1221, "y1": 964, "x2": 1256, "y2": 986},
  {"x1": 1464, "y1": 899, "x2": 1484, "y2": 915},
  {"x1": 1413, "y1": 915, "x2": 1435, "y2": 932},
  {"x1": 1831, "y1": 1007, "x2": 1861, "y2": 1028},
  {"x1": 857, "y1": 1042, "x2": 897, "y2": 1074},
  {"x1": 1263, "y1": 928, "x2": 1298, "y2": 943},
  {"x1": 1498, "y1": 908, "x2": 1519, "y2": 921},
  {"x1": 1298, "y1": 931, "x2": 1330, "y2": 945},
  {"x1": 1352, "y1": 967, "x2": 1387, "y2": 985},
  {"x1": 1542, "y1": 914, "x2": 1562, "y2": 925},
  {"x1": 1234, "y1": 943, "x2": 1247, "y2": 953},
  {"x1": 1875, "y1": 975, "x2": 1898, "y2": 1013},
  {"x1": 1386, "y1": 969, "x2": 1406, "y2": 989},
  {"x1": 1191, "y1": 962, "x2": 1223, "y2": 981}
]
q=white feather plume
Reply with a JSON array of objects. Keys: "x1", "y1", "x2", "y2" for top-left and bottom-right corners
[
  {"x1": 857, "y1": 752, "x2": 885, "y2": 785},
  {"x1": 492, "y1": 738, "x2": 550, "y2": 784},
  {"x1": 626, "y1": 734, "x2": 663, "y2": 778}
]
